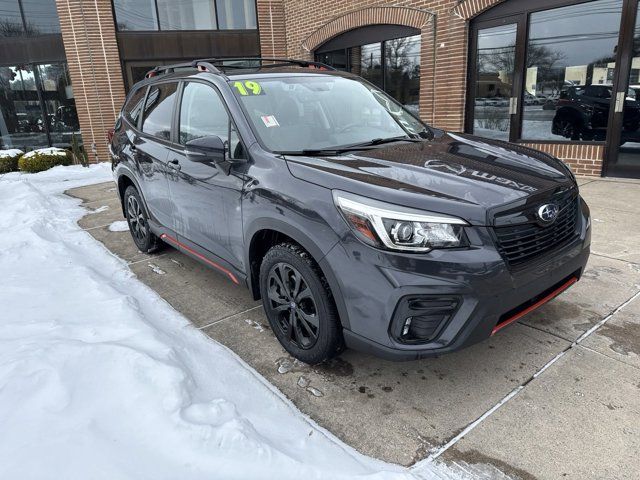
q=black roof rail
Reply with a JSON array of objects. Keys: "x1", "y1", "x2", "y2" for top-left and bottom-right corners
[
  {"x1": 198, "y1": 57, "x2": 338, "y2": 71},
  {"x1": 144, "y1": 57, "x2": 336, "y2": 80},
  {"x1": 144, "y1": 61, "x2": 226, "y2": 79}
]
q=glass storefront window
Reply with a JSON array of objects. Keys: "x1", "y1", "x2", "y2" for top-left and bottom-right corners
[
  {"x1": 316, "y1": 35, "x2": 420, "y2": 110},
  {"x1": 21, "y1": 0, "x2": 60, "y2": 34},
  {"x1": 0, "y1": 0, "x2": 23, "y2": 36},
  {"x1": 0, "y1": 0, "x2": 60, "y2": 36},
  {"x1": 315, "y1": 49, "x2": 349, "y2": 71},
  {"x1": 384, "y1": 35, "x2": 420, "y2": 115},
  {"x1": 112, "y1": 0, "x2": 258, "y2": 31},
  {"x1": 359, "y1": 43, "x2": 383, "y2": 89},
  {"x1": 522, "y1": 0, "x2": 623, "y2": 142},
  {"x1": 38, "y1": 63, "x2": 80, "y2": 147},
  {"x1": 113, "y1": 0, "x2": 158, "y2": 31},
  {"x1": 0, "y1": 63, "x2": 81, "y2": 150},
  {"x1": 157, "y1": 0, "x2": 217, "y2": 30},
  {"x1": 216, "y1": 0, "x2": 257, "y2": 29},
  {"x1": 473, "y1": 24, "x2": 517, "y2": 141},
  {"x1": 0, "y1": 66, "x2": 48, "y2": 149}
]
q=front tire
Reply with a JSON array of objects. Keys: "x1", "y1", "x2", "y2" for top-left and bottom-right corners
[
  {"x1": 259, "y1": 243, "x2": 343, "y2": 364},
  {"x1": 123, "y1": 185, "x2": 162, "y2": 253}
]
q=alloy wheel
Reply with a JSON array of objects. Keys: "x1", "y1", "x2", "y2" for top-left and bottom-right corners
[
  {"x1": 266, "y1": 262, "x2": 319, "y2": 349},
  {"x1": 558, "y1": 119, "x2": 577, "y2": 139},
  {"x1": 126, "y1": 195, "x2": 148, "y2": 243}
]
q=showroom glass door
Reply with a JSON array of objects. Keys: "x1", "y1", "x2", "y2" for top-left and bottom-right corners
[
  {"x1": 468, "y1": 17, "x2": 525, "y2": 141},
  {"x1": 604, "y1": 0, "x2": 640, "y2": 177}
]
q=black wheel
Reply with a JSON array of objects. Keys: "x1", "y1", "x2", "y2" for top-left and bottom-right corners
[
  {"x1": 556, "y1": 116, "x2": 581, "y2": 140},
  {"x1": 259, "y1": 243, "x2": 343, "y2": 364},
  {"x1": 124, "y1": 185, "x2": 161, "y2": 253}
]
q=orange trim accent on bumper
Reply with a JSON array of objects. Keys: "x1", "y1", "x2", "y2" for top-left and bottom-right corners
[
  {"x1": 160, "y1": 233, "x2": 239, "y2": 285},
  {"x1": 491, "y1": 276, "x2": 578, "y2": 336}
]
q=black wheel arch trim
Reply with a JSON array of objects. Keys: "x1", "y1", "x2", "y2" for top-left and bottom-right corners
[
  {"x1": 116, "y1": 168, "x2": 152, "y2": 221},
  {"x1": 244, "y1": 217, "x2": 351, "y2": 330}
]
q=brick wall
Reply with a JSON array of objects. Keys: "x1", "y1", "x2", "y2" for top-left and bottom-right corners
[
  {"x1": 55, "y1": 0, "x2": 126, "y2": 164},
  {"x1": 257, "y1": 0, "x2": 288, "y2": 58},
  {"x1": 257, "y1": 0, "x2": 604, "y2": 176}
]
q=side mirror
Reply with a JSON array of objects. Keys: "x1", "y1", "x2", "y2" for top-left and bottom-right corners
[{"x1": 185, "y1": 135, "x2": 226, "y2": 164}]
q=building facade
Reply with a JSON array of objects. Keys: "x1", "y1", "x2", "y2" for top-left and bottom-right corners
[{"x1": 1, "y1": 0, "x2": 639, "y2": 178}]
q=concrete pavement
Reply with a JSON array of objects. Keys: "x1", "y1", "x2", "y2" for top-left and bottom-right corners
[{"x1": 67, "y1": 177, "x2": 640, "y2": 479}]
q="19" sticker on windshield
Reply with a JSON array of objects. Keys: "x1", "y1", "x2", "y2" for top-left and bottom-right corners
[{"x1": 233, "y1": 80, "x2": 264, "y2": 96}]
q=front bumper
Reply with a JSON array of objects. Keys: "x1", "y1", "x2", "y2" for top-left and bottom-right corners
[{"x1": 320, "y1": 197, "x2": 591, "y2": 361}]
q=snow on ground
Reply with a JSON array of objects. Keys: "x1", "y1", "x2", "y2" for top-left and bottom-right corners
[
  {"x1": 0, "y1": 165, "x2": 458, "y2": 479},
  {"x1": 108, "y1": 220, "x2": 130, "y2": 232}
]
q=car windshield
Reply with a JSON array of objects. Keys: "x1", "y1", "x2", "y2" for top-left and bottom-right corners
[{"x1": 229, "y1": 75, "x2": 430, "y2": 153}]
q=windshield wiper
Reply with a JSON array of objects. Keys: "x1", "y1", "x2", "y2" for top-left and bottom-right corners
[
  {"x1": 277, "y1": 136, "x2": 424, "y2": 156},
  {"x1": 277, "y1": 146, "x2": 377, "y2": 156},
  {"x1": 349, "y1": 136, "x2": 424, "y2": 148}
]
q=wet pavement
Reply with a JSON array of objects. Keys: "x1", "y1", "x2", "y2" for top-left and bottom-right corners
[{"x1": 67, "y1": 177, "x2": 640, "y2": 479}]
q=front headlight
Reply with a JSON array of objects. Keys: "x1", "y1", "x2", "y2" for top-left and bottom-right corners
[{"x1": 333, "y1": 191, "x2": 468, "y2": 252}]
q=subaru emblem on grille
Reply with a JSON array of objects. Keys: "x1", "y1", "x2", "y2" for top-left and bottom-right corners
[{"x1": 537, "y1": 203, "x2": 560, "y2": 224}]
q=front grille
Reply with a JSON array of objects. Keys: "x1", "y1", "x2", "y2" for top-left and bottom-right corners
[{"x1": 494, "y1": 197, "x2": 579, "y2": 267}]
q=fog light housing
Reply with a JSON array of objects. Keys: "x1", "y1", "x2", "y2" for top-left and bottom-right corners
[{"x1": 392, "y1": 296, "x2": 460, "y2": 344}]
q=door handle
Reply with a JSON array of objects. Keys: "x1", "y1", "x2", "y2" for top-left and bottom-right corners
[
  {"x1": 615, "y1": 91, "x2": 625, "y2": 113},
  {"x1": 168, "y1": 159, "x2": 181, "y2": 171},
  {"x1": 509, "y1": 97, "x2": 518, "y2": 115}
]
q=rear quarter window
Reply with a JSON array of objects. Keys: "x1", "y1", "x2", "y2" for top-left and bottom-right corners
[
  {"x1": 141, "y1": 82, "x2": 178, "y2": 141},
  {"x1": 123, "y1": 86, "x2": 147, "y2": 127}
]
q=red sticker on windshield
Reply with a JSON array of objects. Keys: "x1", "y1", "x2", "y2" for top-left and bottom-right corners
[{"x1": 261, "y1": 115, "x2": 280, "y2": 128}]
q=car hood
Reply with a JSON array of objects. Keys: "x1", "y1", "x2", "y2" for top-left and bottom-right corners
[{"x1": 284, "y1": 132, "x2": 576, "y2": 226}]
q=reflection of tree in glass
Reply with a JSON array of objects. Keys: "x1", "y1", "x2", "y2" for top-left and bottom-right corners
[
  {"x1": 527, "y1": 44, "x2": 566, "y2": 95},
  {"x1": 385, "y1": 37, "x2": 418, "y2": 76},
  {"x1": 0, "y1": 20, "x2": 39, "y2": 37},
  {"x1": 359, "y1": 44, "x2": 382, "y2": 88},
  {"x1": 384, "y1": 36, "x2": 420, "y2": 106}
]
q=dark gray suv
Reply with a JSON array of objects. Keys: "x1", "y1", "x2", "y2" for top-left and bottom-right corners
[{"x1": 110, "y1": 58, "x2": 591, "y2": 364}]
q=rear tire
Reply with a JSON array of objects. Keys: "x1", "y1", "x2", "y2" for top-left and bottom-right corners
[
  {"x1": 259, "y1": 243, "x2": 343, "y2": 364},
  {"x1": 554, "y1": 114, "x2": 581, "y2": 140},
  {"x1": 123, "y1": 185, "x2": 162, "y2": 253}
]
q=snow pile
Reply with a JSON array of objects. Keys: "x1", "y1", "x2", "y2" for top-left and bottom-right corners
[
  {"x1": 21, "y1": 147, "x2": 69, "y2": 159},
  {"x1": 108, "y1": 220, "x2": 130, "y2": 232},
  {"x1": 0, "y1": 164, "x2": 451, "y2": 479},
  {"x1": 0, "y1": 149, "x2": 23, "y2": 158}
]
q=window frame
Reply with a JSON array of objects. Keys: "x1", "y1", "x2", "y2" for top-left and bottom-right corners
[
  {"x1": 0, "y1": 0, "x2": 61, "y2": 35},
  {"x1": 110, "y1": 0, "x2": 259, "y2": 32},
  {"x1": 122, "y1": 84, "x2": 149, "y2": 129},
  {"x1": 137, "y1": 80, "x2": 179, "y2": 143},
  {"x1": 174, "y1": 79, "x2": 246, "y2": 158},
  {"x1": 466, "y1": 0, "x2": 625, "y2": 146},
  {"x1": 314, "y1": 33, "x2": 421, "y2": 104}
]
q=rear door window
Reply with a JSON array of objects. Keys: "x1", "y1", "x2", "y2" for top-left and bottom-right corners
[
  {"x1": 141, "y1": 82, "x2": 178, "y2": 140},
  {"x1": 123, "y1": 86, "x2": 147, "y2": 127}
]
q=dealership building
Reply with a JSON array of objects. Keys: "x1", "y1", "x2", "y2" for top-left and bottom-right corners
[{"x1": 1, "y1": 0, "x2": 639, "y2": 178}]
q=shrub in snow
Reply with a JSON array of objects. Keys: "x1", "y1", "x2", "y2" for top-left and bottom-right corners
[
  {"x1": 70, "y1": 133, "x2": 89, "y2": 167},
  {"x1": 18, "y1": 147, "x2": 72, "y2": 173},
  {"x1": 0, "y1": 149, "x2": 24, "y2": 173}
]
